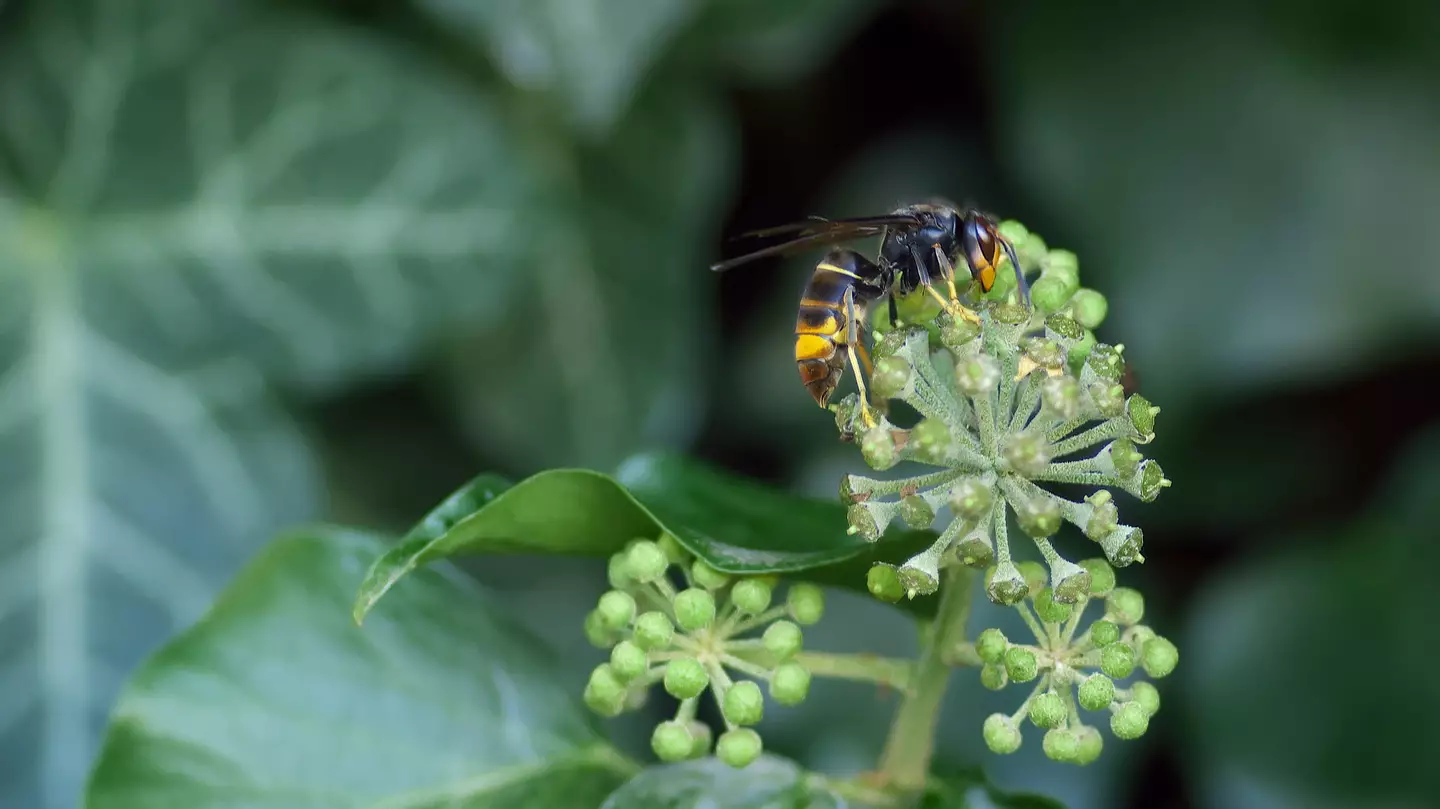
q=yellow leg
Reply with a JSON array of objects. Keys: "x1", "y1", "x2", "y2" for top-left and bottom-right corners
[
  {"x1": 855, "y1": 335, "x2": 874, "y2": 377},
  {"x1": 930, "y1": 245, "x2": 981, "y2": 325},
  {"x1": 845, "y1": 289, "x2": 877, "y2": 428}
]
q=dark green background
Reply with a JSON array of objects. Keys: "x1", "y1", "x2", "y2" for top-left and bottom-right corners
[{"x1": 1, "y1": 0, "x2": 1436, "y2": 807}]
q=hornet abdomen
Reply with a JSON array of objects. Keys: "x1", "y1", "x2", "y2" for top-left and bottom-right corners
[{"x1": 793, "y1": 249, "x2": 884, "y2": 407}]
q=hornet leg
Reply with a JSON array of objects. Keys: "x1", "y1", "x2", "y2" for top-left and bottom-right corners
[
  {"x1": 928, "y1": 245, "x2": 982, "y2": 326},
  {"x1": 845, "y1": 287, "x2": 877, "y2": 429}
]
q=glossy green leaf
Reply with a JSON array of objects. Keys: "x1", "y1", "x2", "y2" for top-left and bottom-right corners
[
  {"x1": 1180, "y1": 427, "x2": 1440, "y2": 809},
  {"x1": 679, "y1": 0, "x2": 884, "y2": 83},
  {"x1": 439, "y1": 83, "x2": 734, "y2": 471},
  {"x1": 0, "y1": 3, "x2": 544, "y2": 807},
  {"x1": 85, "y1": 527, "x2": 635, "y2": 809},
  {"x1": 353, "y1": 451, "x2": 935, "y2": 624},
  {"x1": 417, "y1": 0, "x2": 702, "y2": 135},
  {"x1": 599, "y1": 755, "x2": 840, "y2": 809}
]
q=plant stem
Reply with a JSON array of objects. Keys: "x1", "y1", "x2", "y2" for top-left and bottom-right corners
[
  {"x1": 725, "y1": 649, "x2": 914, "y2": 690},
  {"x1": 877, "y1": 566, "x2": 974, "y2": 792}
]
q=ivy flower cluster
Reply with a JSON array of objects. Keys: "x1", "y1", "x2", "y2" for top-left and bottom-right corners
[
  {"x1": 964, "y1": 558, "x2": 1177, "y2": 762},
  {"x1": 582, "y1": 537, "x2": 825, "y2": 768}
]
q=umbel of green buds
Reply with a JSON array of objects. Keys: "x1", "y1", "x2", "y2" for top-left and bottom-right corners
[
  {"x1": 833, "y1": 220, "x2": 1169, "y2": 611},
  {"x1": 581, "y1": 537, "x2": 828, "y2": 768},
  {"x1": 958, "y1": 556, "x2": 1178, "y2": 764}
]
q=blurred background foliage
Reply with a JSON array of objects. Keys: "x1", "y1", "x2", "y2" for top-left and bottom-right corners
[{"x1": 0, "y1": 0, "x2": 1436, "y2": 808}]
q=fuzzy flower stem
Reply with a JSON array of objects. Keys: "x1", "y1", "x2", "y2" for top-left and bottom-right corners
[
  {"x1": 1061, "y1": 595, "x2": 1090, "y2": 644},
  {"x1": 727, "y1": 606, "x2": 789, "y2": 636},
  {"x1": 878, "y1": 566, "x2": 974, "y2": 791},
  {"x1": 719, "y1": 652, "x2": 773, "y2": 681},
  {"x1": 846, "y1": 467, "x2": 969, "y2": 500},
  {"x1": 1009, "y1": 377, "x2": 1043, "y2": 432},
  {"x1": 1049, "y1": 418, "x2": 1129, "y2": 458},
  {"x1": 1017, "y1": 601, "x2": 1049, "y2": 646}
]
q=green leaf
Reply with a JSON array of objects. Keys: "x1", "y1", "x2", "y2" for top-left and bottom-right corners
[
  {"x1": 439, "y1": 82, "x2": 734, "y2": 471},
  {"x1": 353, "y1": 451, "x2": 935, "y2": 624},
  {"x1": 0, "y1": 3, "x2": 544, "y2": 807},
  {"x1": 86, "y1": 527, "x2": 635, "y2": 809},
  {"x1": 1180, "y1": 426, "x2": 1440, "y2": 809},
  {"x1": 599, "y1": 755, "x2": 840, "y2": 809},
  {"x1": 417, "y1": 0, "x2": 703, "y2": 135},
  {"x1": 679, "y1": 0, "x2": 885, "y2": 84}
]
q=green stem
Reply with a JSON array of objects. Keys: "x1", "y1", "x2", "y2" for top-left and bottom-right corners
[
  {"x1": 727, "y1": 649, "x2": 914, "y2": 690},
  {"x1": 877, "y1": 566, "x2": 974, "y2": 792}
]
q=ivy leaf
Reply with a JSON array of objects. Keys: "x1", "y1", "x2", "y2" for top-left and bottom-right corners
[
  {"x1": 678, "y1": 0, "x2": 885, "y2": 83},
  {"x1": 417, "y1": 0, "x2": 703, "y2": 135},
  {"x1": 352, "y1": 451, "x2": 934, "y2": 624},
  {"x1": 599, "y1": 755, "x2": 841, "y2": 809},
  {"x1": 0, "y1": 2, "x2": 542, "y2": 806},
  {"x1": 439, "y1": 83, "x2": 734, "y2": 471},
  {"x1": 85, "y1": 527, "x2": 635, "y2": 809},
  {"x1": 921, "y1": 768, "x2": 1069, "y2": 809}
]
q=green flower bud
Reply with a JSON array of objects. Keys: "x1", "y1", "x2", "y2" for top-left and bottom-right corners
[
  {"x1": 1045, "y1": 248, "x2": 1078, "y2": 279},
  {"x1": 867, "y1": 564, "x2": 905, "y2": 603},
  {"x1": 1040, "y1": 268, "x2": 1080, "y2": 305},
  {"x1": 1079, "y1": 557, "x2": 1116, "y2": 596},
  {"x1": 955, "y1": 353, "x2": 1001, "y2": 397},
  {"x1": 992, "y1": 302, "x2": 1030, "y2": 324},
  {"x1": 1029, "y1": 691, "x2": 1066, "y2": 729},
  {"x1": 730, "y1": 578, "x2": 773, "y2": 615},
  {"x1": 940, "y1": 317, "x2": 981, "y2": 351},
  {"x1": 610, "y1": 553, "x2": 638, "y2": 591},
  {"x1": 1107, "y1": 438, "x2": 1144, "y2": 479},
  {"x1": 673, "y1": 588, "x2": 717, "y2": 631},
  {"x1": 1030, "y1": 275, "x2": 1073, "y2": 314},
  {"x1": 948, "y1": 478, "x2": 994, "y2": 521},
  {"x1": 871, "y1": 355, "x2": 913, "y2": 400},
  {"x1": 1003, "y1": 432, "x2": 1052, "y2": 477},
  {"x1": 980, "y1": 662, "x2": 1008, "y2": 690},
  {"x1": 1142, "y1": 636, "x2": 1179, "y2": 678},
  {"x1": 1098, "y1": 525, "x2": 1145, "y2": 567},
  {"x1": 610, "y1": 640, "x2": 648, "y2": 682},
  {"x1": 1101, "y1": 643, "x2": 1136, "y2": 679},
  {"x1": 1041, "y1": 376, "x2": 1082, "y2": 421},
  {"x1": 717, "y1": 728, "x2": 762, "y2": 768},
  {"x1": 1023, "y1": 338, "x2": 1066, "y2": 370},
  {"x1": 1130, "y1": 681, "x2": 1161, "y2": 716},
  {"x1": 997, "y1": 219, "x2": 1030, "y2": 244},
  {"x1": 627, "y1": 541, "x2": 669, "y2": 583},
  {"x1": 983, "y1": 713, "x2": 1023, "y2": 754},
  {"x1": 786, "y1": 583, "x2": 825, "y2": 625},
  {"x1": 1068, "y1": 329, "x2": 1098, "y2": 372},
  {"x1": 1043, "y1": 728, "x2": 1080, "y2": 762},
  {"x1": 1049, "y1": 558, "x2": 1092, "y2": 604},
  {"x1": 663, "y1": 658, "x2": 709, "y2": 700},
  {"x1": 691, "y1": 561, "x2": 730, "y2": 590},
  {"x1": 1111, "y1": 701, "x2": 1150, "y2": 740},
  {"x1": 584, "y1": 664, "x2": 626, "y2": 717},
  {"x1": 596, "y1": 591, "x2": 636, "y2": 630},
  {"x1": 1004, "y1": 647, "x2": 1038, "y2": 683},
  {"x1": 1126, "y1": 394, "x2": 1160, "y2": 440},
  {"x1": 1017, "y1": 561, "x2": 1049, "y2": 595},
  {"x1": 1090, "y1": 619, "x2": 1120, "y2": 647},
  {"x1": 770, "y1": 662, "x2": 811, "y2": 706},
  {"x1": 762, "y1": 620, "x2": 803, "y2": 660},
  {"x1": 1015, "y1": 495, "x2": 1062, "y2": 539},
  {"x1": 1127, "y1": 625, "x2": 1158, "y2": 645},
  {"x1": 985, "y1": 562, "x2": 1029, "y2": 605},
  {"x1": 657, "y1": 533, "x2": 689, "y2": 564},
  {"x1": 1045, "y1": 312, "x2": 1085, "y2": 342},
  {"x1": 1090, "y1": 381, "x2": 1125, "y2": 417},
  {"x1": 976, "y1": 628, "x2": 1008, "y2": 664},
  {"x1": 1086, "y1": 344, "x2": 1125, "y2": 382},
  {"x1": 722, "y1": 680, "x2": 765, "y2": 726},
  {"x1": 1079, "y1": 674, "x2": 1116, "y2": 711},
  {"x1": 861, "y1": 426, "x2": 899, "y2": 470},
  {"x1": 951, "y1": 527, "x2": 994, "y2": 568},
  {"x1": 1034, "y1": 587, "x2": 1072, "y2": 623},
  {"x1": 1074, "y1": 725, "x2": 1104, "y2": 765},
  {"x1": 846, "y1": 502, "x2": 883, "y2": 541},
  {"x1": 1070, "y1": 289, "x2": 1107, "y2": 329},
  {"x1": 1084, "y1": 491, "x2": 1119, "y2": 541},
  {"x1": 912, "y1": 417, "x2": 954, "y2": 464},
  {"x1": 1134, "y1": 460, "x2": 1171, "y2": 502},
  {"x1": 584, "y1": 610, "x2": 617, "y2": 648},
  {"x1": 651, "y1": 720, "x2": 694, "y2": 762},
  {"x1": 899, "y1": 494, "x2": 936, "y2": 529},
  {"x1": 1107, "y1": 587, "x2": 1145, "y2": 625},
  {"x1": 633, "y1": 611, "x2": 674, "y2": 651}
]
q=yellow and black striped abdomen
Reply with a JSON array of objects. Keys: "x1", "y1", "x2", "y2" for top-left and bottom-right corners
[{"x1": 794, "y1": 254, "x2": 862, "y2": 407}]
